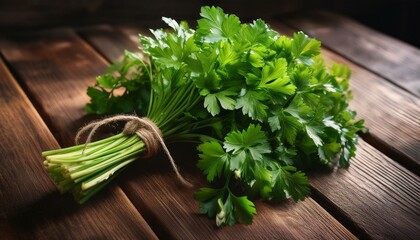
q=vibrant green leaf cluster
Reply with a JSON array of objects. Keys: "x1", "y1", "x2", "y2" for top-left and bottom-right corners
[
  {"x1": 86, "y1": 51, "x2": 151, "y2": 116},
  {"x1": 82, "y1": 6, "x2": 364, "y2": 226}
]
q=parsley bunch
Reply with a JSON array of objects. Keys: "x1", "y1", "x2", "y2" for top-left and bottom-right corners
[{"x1": 42, "y1": 6, "x2": 364, "y2": 226}]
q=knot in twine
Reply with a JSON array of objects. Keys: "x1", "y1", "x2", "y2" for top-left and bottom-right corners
[{"x1": 75, "y1": 115, "x2": 193, "y2": 188}]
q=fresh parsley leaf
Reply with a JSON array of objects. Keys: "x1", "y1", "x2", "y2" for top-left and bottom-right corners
[
  {"x1": 229, "y1": 193, "x2": 256, "y2": 224},
  {"x1": 86, "y1": 51, "x2": 151, "y2": 115},
  {"x1": 305, "y1": 123, "x2": 324, "y2": 147},
  {"x1": 86, "y1": 87, "x2": 109, "y2": 114},
  {"x1": 271, "y1": 166, "x2": 310, "y2": 201},
  {"x1": 236, "y1": 89, "x2": 269, "y2": 121},
  {"x1": 259, "y1": 58, "x2": 296, "y2": 95},
  {"x1": 204, "y1": 89, "x2": 237, "y2": 116},
  {"x1": 291, "y1": 32, "x2": 321, "y2": 65},
  {"x1": 224, "y1": 124, "x2": 271, "y2": 161},
  {"x1": 237, "y1": 19, "x2": 277, "y2": 46},
  {"x1": 197, "y1": 141, "x2": 229, "y2": 182},
  {"x1": 194, "y1": 187, "x2": 256, "y2": 226},
  {"x1": 218, "y1": 40, "x2": 239, "y2": 67},
  {"x1": 285, "y1": 95, "x2": 313, "y2": 124},
  {"x1": 268, "y1": 111, "x2": 302, "y2": 145},
  {"x1": 275, "y1": 143, "x2": 297, "y2": 166},
  {"x1": 194, "y1": 187, "x2": 224, "y2": 217},
  {"x1": 196, "y1": 6, "x2": 241, "y2": 43}
]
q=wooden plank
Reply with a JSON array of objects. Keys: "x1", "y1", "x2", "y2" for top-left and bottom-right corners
[
  {"x1": 0, "y1": 58, "x2": 157, "y2": 239},
  {"x1": 79, "y1": 25, "x2": 357, "y2": 239},
  {"x1": 310, "y1": 140, "x2": 420, "y2": 239},
  {"x1": 0, "y1": 29, "x2": 100, "y2": 147},
  {"x1": 270, "y1": 21, "x2": 420, "y2": 173},
  {"x1": 0, "y1": 32, "x2": 157, "y2": 239},
  {"x1": 284, "y1": 11, "x2": 420, "y2": 96},
  {"x1": 78, "y1": 25, "x2": 141, "y2": 62}
]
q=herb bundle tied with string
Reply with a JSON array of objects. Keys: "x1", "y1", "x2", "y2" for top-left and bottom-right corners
[{"x1": 42, "y1": 6, "x2": 364, "y2": 227}]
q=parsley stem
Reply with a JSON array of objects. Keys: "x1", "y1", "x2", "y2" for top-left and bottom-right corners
[
  {"x1": 43, "y1": 133, "x2": 147, "y2": 203},
  {"x1": 42, "y1": 133, "x2": 124, "y2": 157}
]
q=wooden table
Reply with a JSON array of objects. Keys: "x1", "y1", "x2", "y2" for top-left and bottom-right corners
[{"x1": 1, "y1": 11, "x2": 419, "y2": 239}]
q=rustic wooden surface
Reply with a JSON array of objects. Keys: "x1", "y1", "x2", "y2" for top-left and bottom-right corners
[{"x1": 0, "y1": 11, "x2": 419, "y2": 239}]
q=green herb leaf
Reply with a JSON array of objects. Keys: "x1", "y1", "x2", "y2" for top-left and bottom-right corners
[
  {"x1": 259, "y1": 58, "x2": 296, "y2": 94},
  {"x1": 196, "y1": 6, "x2": 241, "y2": 43},
  {"x1": 229, "y1": 193, "x2": 256, "y2": 224},
  {"x1": 224, "y1": 124, "x2": 271, "y2": 161},
  {"x1": 291, "y1": 32, "x2": 321, "y2": 65},
  {"x1": 204, "y1": 90, "x2": 237, "y2": 116},
  {"x1": 271, "y1": 166, "x2": 310, "y2": 201},
  {"x1": 197, "y1": 141, "x2": 229, "y2": 182},
  {"x1": 236, "y1": 90, "x2": 269, "y2": 121},
  {"x1": 194, "y1": 187, "x2": 224, "y2": 217}
]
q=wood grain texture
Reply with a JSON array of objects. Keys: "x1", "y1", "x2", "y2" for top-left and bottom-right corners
[
  {"x1": 0, "y1": 29, "x2": 105, "y2": 147},
  {"x1": 270, "y1": 21, "x2": 420, "y2": 173},
  {"x1": 309, "y1": 140, "x2": 420, "y2": 239},
  {"x1": 284, "y1": 11, "x2": 420, "y2": 96},
  {"x1": 0, "y1": 33, "x2": 157, "y2": 239},
  {"x1": 78, "y1": 25, "x2": 356, "y2": 239},
  {"x1": 78, "y1": 25, "x2": 141, "y2": 62}
]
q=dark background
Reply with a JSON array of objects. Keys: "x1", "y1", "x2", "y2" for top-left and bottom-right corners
[{"x1": 0, "y1": 0, "x2": 418, "y2": 47}]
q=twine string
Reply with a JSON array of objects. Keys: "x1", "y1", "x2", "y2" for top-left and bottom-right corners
[{"x1": 75, "y1": 115, "x2": 193, "y2": 187}]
